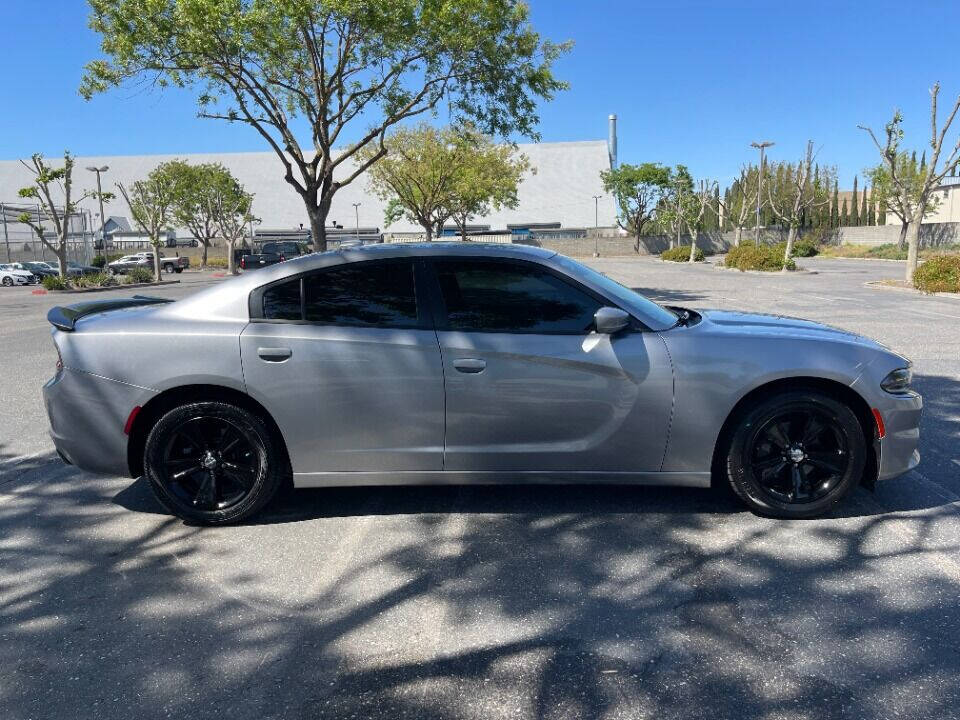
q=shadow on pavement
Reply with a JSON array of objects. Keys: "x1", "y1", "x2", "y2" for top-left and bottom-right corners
[{"x1": 0, "y1": 373, "x2": 957, "y2": 719}]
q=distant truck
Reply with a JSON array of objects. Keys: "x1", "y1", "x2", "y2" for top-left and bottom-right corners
[
  {"x1": 108, "y1": 252, "x2": 190, "y2": 275},
  {"x1": 239, "y1": 241, "x2": 311, "y2": 270}
]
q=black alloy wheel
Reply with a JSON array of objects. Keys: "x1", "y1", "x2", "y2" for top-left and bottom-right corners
[
  {"x1": 144, "y1": 401, "x2": 286, "y2": 524},
  {"x1": 726, "y1": 389, "x2": 866, "y2": 518}
]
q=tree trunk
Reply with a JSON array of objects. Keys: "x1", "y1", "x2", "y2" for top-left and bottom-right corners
[
  {"x1": 422, "y1": 222, "x2": 433, "y2": 242},
  {"x1": 904, "y1": 220, "x2": 921, "y2": 284},
  {"x1": 634, "y1": 232, "x2": 642, "y2": 254},
  {"x1": 201, "y1": 239, "x2": 209, "y2": 268},
  {"x1": 307, "y1": 206, "x2": 327, "y2": 253},
  {"x1": 55, "y1": 243, "x2": 67, "y2": 280},
  {"x1": 460, "y1": 219, "x2": 468, "y2": 242},
  {"x1": 227, "y1": 240, "x2": 237, "y2": 275},
  {"x1": 688, "y1": 230, "x2": 698, "y2": 262},
  {"x1": 783, "y1": 226, "x2": 797, "y2": 265},
  {"x1": 897, "y1": 221, "x2": 908, "y2": 251},
  {"x1": 733, "y1": 226, "x2": 742, "y2": 247},
  {"x1": 152, "y1": 243, "x2": 161, "y2": 282}
]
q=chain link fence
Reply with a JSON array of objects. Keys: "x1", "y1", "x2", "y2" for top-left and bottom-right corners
[{"x1": 0, "y1": 202, "x2": 95, "y2": 265}]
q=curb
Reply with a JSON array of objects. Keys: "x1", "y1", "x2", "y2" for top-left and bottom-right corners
[
  {"x1": 863, "y1": 280, "x2": 960, "y2": 300},
  {"x1": 51, "y1": 280, "x2": 181, "y2": 294},
  {"x1": 713, "y1": 264, "x2": 818, "y2": 276}
]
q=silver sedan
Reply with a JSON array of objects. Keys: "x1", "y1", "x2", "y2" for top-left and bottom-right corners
[{"x1": 43, "y1": 243, "x2": 922, "y2": 524}]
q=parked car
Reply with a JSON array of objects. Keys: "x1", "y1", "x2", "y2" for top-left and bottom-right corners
[
  {"x1": 109, "y1": 253, "x2": 189, "y2": 275},
  {"x1": 240, "y1": 241, "x2": 311, "y2": 270},
  {"x1": 10, "y1": 261, "x2": 56, "y2": 281},
  {"x1": 166, "y1": 237, "x2": 199, "y2": 248},
  {"x1": 0, "y1": 264, "x2": 36, "y2": 286},
  {"x1": 52, "y1": 260, "x2": 101, "y2": 277},
  {"x1": 43, "y1": 243, "x2": 922, "y2": 525}
]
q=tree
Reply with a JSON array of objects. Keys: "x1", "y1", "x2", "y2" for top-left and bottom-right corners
[
  {"x1": 445, "y1": 135, "x2": 531, "y2": 241},
  {"x1": 840, "y1": 198, "x2": 848, "y2": 226},
  {"x1": 600, "y1": 163, "x2": 671, "y2": 252},
  {"x1": 865, "y1": 153, "x2": 940, "y2": 249},
  {"x1": 655, "y1": 165, "x2": 694, "y2": 250},
  {"x1": 684, "y1": 179, "x2": 717, "y2": 262},
  {"x1": 830, "y1": 181, "x2": 840, "y2": 227},
  {"x1": 156, "y1": 160, "x2": 248, "y2": 267},
  {"x1": 17, "y1": 152, "x2": 113, "y2": 279},
  {"x1": 861, "y1": 186, "x2": 870, "y2": 226},
  {"x1": 850, "y1": 175, "x2": 860, "y2": 227},
  {"x1": 209, "y1": 180, "x2": 255, "y2": 275},
  {"x1": 767, "y1": 141, "x2": 833, "y2": 262},
  {"x1": 720, "y1": 165, "x2": 762, "y2": 246},
  {"x1": 117, "y1": 170, "x2": 174, "y2": 281},
  {"x1": 83, "y1": 0, "x2": 570, "y2": 252},
  {"x1": 859, "y1": 83, "x2": 960, "y2": 281}
]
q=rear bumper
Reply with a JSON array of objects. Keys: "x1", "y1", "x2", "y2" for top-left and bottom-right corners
[
  {"x1": 43, "y1": 368, "x2": 153, "y2": 477},
  {"x1": 877, "y1": 392, "x2": 923, "y2": 481}
]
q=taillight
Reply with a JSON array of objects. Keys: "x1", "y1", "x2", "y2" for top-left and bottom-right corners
[{"x1": 279, "y1": 254, "x2": 286, "y2": 262}]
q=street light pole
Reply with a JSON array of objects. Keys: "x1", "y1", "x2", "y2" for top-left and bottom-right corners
[
  {"x1": 352, "y1": 203, "x2": 361, "y2": 241},
  {"x1": 85, "y1": 165, "x2": 109, "y2": 251},
  {"x1": 592, "y1": 195, "x2": 602, "y2": 256},
  {"x1": 750, "y1": 142, "x2": 774, "y2": 244}
]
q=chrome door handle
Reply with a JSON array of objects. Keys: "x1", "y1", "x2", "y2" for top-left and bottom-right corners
[
  {"x1": 257, "y1": 346, "x2": 292, "y2": 362},
  {"x1": 453, "y1": 358, "x2": 486, "y2": 373}
]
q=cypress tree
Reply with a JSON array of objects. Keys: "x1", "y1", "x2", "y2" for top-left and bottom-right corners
[
  {"x1": 831, "y1": 182, "x2": 840, "y2": 227},
  {"x1": 877, "y1": 198, "x2": 886, "y2": 225},
  {"x1": 850, "y1": 176, "x2": 860, "y2": 226},
  {"x1": 860, "y1": 187, "x2": 869, "y2": 226},
  {"x1": 920, "y1": 150, "x2": 927, "y2": 173},
  {"x1": 840, "y1": 198, "x2": 849, "y2": 226}
]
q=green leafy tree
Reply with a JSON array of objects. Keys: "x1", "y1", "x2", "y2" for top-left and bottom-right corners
[
  {"x1": 851, "y1": 176, "x2": 861, "y2": 225},
  {"x1": 865, "y1": 152, "x2": 941, "y2": 249},
  {"x1": 363, "y1": 124, "x2": 483, "y2": 240},
  {"x1": 600, "y1": 162, "x2": 671, "y2": 252},
  {"x1": 860, "y1": 83, "x2": 960, "y2": 281},
  {"x1": 117, "y1": 170, "x2": 174, "y2": 281},
  {"x1": 654, "y1": 165, "x2": 695, "y2": 250},
  {"x1": 209, "y1": 182, "x2": 256, "y2": 275},
  {"x1": 840, "y1": 198, "x2": 848, "y2": 226},
  {"x1": 17, "y1": 152, "x2": 114, "y2": 279},
  {"x1": 83, "y1": 0, "x2": 570, "y2": 252},
  {"x1": 445, "y1": 134, "x2": 532, "y2": 241},
  {"x1": 154, "y1": 160, "x2": 249, "y2": 267}
]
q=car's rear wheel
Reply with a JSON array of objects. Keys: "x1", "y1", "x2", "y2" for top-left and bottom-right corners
[
  {"x1": 1, "y1": 277, "x2": 12, "y2": 287},
  {"x1": 144, "y1": 401, "x2": 285, "y2": 525},
  {"x1": 725, "y1": 390, "x2": 866, "y2": 518}
]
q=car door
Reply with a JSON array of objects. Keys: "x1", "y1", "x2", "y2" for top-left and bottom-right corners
[
  {"x1": 239, "y1": 258, "x2": 445, "y2": 477},
  {"x1": 427, "y1": 258, "x2": 674, "y2": 474}
]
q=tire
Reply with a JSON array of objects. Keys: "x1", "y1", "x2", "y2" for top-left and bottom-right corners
[
  {"x1": 174, "y1": 267, "x2": 184, "y2": 274},
  {"x1": 143, "y1": 401, "x2": 286, "y2": 525},
  {"x1": 725, "y1": 389, "x2": 866, "y2": 519},
  {"x1": 1, "y1": 277, "x2": 12, "y2": 287},
  {"x1": 163, "y1": 264, "x2": 174, "y2": 274}
]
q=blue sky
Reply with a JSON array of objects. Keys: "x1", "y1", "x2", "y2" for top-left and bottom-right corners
[{"x1": 1, "y1": 0, "x2": 959, "y2": 188}]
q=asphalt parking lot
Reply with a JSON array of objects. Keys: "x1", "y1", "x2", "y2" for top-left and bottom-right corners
[{"x1": 1, "y1": 257, "x2": 959, "y2": 720}]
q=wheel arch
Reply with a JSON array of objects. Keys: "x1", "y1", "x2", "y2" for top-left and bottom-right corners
[
  {"x1": 710, "y1": 376, "x2": 879, "y2": 489},
  {"x1": 127, "y1": 383, "x2": 289, "y2": 478}
]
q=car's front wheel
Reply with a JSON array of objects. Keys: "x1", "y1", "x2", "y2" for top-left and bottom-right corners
[
  {"x1": 725, "y1": 389, "x2": 866, "y2": 519},
  {"x1": 1, "y1": 277, "x2": 12, "y2": 287},
  {"x1": 143, "y1": 401, "x2": 286, "y2": 525}
]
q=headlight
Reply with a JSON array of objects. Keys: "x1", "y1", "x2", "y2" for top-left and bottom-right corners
[{"x1": 881, "y1": 367, "x2": 912, "y2": 394}]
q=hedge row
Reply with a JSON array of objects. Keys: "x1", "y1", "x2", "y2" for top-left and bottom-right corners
[
  {"x1": 724, "y1": 243, "x2": 796, "y2": 272},
  {"x1": 661, "y1": 245, "x2": 705, "y2": 262}
]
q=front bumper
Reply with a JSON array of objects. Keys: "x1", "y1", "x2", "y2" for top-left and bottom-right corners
[
  {"x1": 877, "y1": 391, "x2": 923, "y2": 481},
  {"x1": 43, "y1": 368, "x2": 153, "y2": 477}
]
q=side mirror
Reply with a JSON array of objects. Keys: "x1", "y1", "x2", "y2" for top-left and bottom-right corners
[{"x1": 594, "y1": 306, "x2": 630, "y2": 335}]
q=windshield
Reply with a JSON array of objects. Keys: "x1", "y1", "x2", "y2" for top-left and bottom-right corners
[{"x1": 550, "y1": 254, "x2": 679, "y2": 329}]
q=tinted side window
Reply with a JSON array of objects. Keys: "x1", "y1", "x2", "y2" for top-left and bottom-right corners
[
  {"x1": 262, "y1": 278, "x2": 302, "y2": 320},
  {"x1": 434, "y1": 260, "x2": 602, "y2": 333},
  {"x1": 303, "y1": 261, "x2": 418, "y2": 327}
]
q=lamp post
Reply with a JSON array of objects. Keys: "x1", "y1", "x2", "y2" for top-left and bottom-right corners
[
  {"x1": 352, "y1": 202, "x2": 361, "y2": 241},
  {"x1": 749, "y1": 141, "x2": 774, "y2": 244},
  {"x1": 85, "y1": 165, "x2": 109, "y2": 250},
  {"x1": 592, "y1": 195, "x2": 602, "y2": 256}
]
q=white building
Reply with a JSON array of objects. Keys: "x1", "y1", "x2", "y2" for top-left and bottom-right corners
[
  {"x1": 0, "y1": 139, "x2": 618, "y2": 241},
  {"x1": 883, "y1": 176, "x2": 960, "y2": 225}
]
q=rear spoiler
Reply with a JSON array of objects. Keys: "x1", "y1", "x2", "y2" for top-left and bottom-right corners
[{"x1": 47, "y1": 295, "x2": 174, "y2": 332}]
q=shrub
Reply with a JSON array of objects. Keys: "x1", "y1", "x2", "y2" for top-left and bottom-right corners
[
  {"x1": 661, "y1": 245, "x2": 704, "y2": 262},
  {"x1": 204, "y1": 256, "x2": 228, "y2": 269},
  {"x1": 725, "y1": 243, "x2": 796, "y2": 272},
  {"x1": 791, "y1": 238, "x2": 820, "y2": 257},
  {"x1": 913, "y1": 255, "x2": 960, "y2": 293},
  {"x1": 866, "y1": 243, "x2": 908, "y2": 260},
  {"x1": 91, "y1": 255, "x2": 106, "y2": 268},
  {"x1": 128, "y1": 267, "x2": 155, "y2": 284},
  {"x1": 42, "y1": 275, "x2": 70, "y2": 291},
  {"x1": 73, "y1": 272, "x2": 119, "y2": 289}
]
